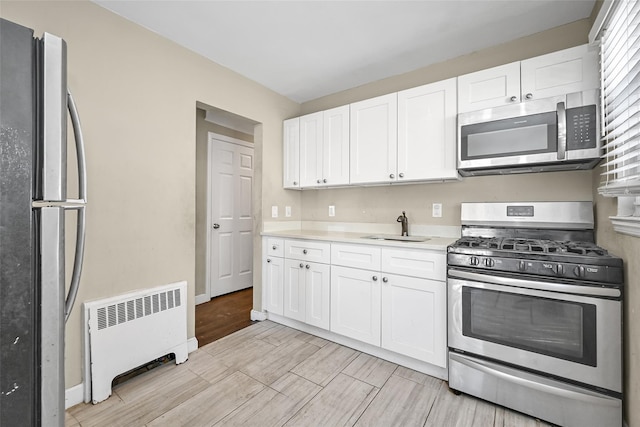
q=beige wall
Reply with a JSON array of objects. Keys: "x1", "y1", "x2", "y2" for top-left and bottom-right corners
[
  {"x1": 194, "y1": 108, "x2": 253, "y2": 298},
  {"x1": 1, "y1": 1, "x2": 300, "y2": 388}
]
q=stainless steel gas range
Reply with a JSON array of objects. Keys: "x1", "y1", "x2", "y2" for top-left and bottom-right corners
[{"x1": 447, "y1": 202, "x2": 623, "y2": 427}]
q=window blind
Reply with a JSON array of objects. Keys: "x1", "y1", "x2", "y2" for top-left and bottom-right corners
[{"x1": 599, "y1": 0, "x2": 640, "y2": 196}]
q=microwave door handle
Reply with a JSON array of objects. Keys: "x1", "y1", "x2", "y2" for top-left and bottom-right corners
[{"x1": 557, "y1": 101, "x2": 566, "y2": 160}]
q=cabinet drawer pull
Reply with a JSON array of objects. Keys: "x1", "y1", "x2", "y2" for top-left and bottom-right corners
[
  {"x1": 272, "y1": 245, "x2": 277, "y2": 250},
  {"x1": 382, "y1": 277, "x2": 388, "y2": 283},
  {"x1": 303, "y1": 249, "x2": 308, "y2": 254},
  {"x1": 373, "y1": 276, "x2": 378, "y2": 281},
  {"x1": 267, "y1": 259, "x2": 271, "y2": 263},
  {"x1": 299, "y1": 263, "x2": 304, "y2": 268},
  {"x1": 305, "y1": 264, "x2": 310, "y2": 269}
]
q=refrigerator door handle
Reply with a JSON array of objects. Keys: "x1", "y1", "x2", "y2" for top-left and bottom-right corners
[{"x1": 64, "y1": 90, "x2": 87, "y2": 322}]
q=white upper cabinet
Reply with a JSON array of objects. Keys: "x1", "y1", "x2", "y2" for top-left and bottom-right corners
[
  {"x1": 397, "y1": 78, "x2": 458, "y2": 181},
  {"x1": 296, "y1": 106, "x2": 350, "y2": 188},
  {"x1": 299, "y1": 112, "x2": 323, "y2": 188},
  {"x1": 458, "y1": 44, "x2": 599, "y2": 113},
  {"x1": 350, "y1": 93, "x2": 398, "y2": 184},
  {"x1": 283, "y1": 117, "x2": 300, "y2": 189},
  {"x1": 322, "y1": 105, "x2": 350, "y2": 187},
  {"x1": 457, "y1": 62, "x2": 521, "y2": 113},
  {"x1": 520, "y1": 44, "x2": 599, "y2": 101}
]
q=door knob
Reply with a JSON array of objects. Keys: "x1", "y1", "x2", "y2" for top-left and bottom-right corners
[{"x1": 213, "y1": 223, "x2": 220, "y2": 229}]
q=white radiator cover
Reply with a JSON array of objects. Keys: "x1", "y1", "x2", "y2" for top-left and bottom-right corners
[{"x1": 82, "y1": 281, "x2": 189, "y2": 404}]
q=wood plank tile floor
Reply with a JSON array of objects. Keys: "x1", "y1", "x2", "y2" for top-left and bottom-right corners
[{"x1": 66, "y1": 321, "x2": 553, "y2": 427}]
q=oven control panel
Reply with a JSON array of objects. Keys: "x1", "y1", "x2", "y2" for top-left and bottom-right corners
[{"x1": 447, "y1": 253, "x2": 622, "y2": 285}]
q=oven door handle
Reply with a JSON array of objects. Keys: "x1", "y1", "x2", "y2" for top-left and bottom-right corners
[
  {"x1": 449, "y1": 352, "x2": 621, "y2": 406},
  {"x1": 448, "y1": 269, "x2": 620, "y2": 298}
]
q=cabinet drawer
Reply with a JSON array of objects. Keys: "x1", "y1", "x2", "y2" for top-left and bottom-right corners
[
  {"x1": 285, "y1": 239, "x2": 331, "y2": 263},
  {"x1": 266, "y1": 238, "x2": 284, "y2": 257},
  {"x1": 331, "y1": 243, "x2": 381, "y2": 270},
  {"x1": 382, "y1": 248, "x2": 445, "y2": 281}
]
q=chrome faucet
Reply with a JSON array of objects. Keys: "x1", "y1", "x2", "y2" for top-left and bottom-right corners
[{"x1": 397, "y1": 211, "x2": 408, "y2": 236}]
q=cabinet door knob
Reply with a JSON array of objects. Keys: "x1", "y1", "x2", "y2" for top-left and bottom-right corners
[
  {"x1": 525, "y1": 93, "x2": 533, "y2": 100},
  {"x1": 389, "y1": 174, "x2": 395, "y2": 179},
  {"x1": 272, "y1": 245, "x2": 277, "y2": 250},
  {"x1": 372, "y1": 276, "x2": 378, "y2": 281},
  {"x1": 213, "y1": 223, "x2": 220, "y2": 229},
  {"x1": 317, "y1": 179, "x2": 321, "y2": 184},
  {"x1": 305, "y1": 264, "x2": 310, "y2": 269},
  {"x1": 299, "y1": 263, "x2": 304, "y2": 268},
  {"x1": 293, "y1": 181, "x2": 298, "y2": 185},
  {"x1": 399, "y1": 173, "x2": 404, "y2": 178},
  {"x1": 267, "y1": 259, "x2": 271, "y2": 263},
  {"x1": 303, "y1": 249, "x2": 308, "y2": 254},
  {"x1": 323, "y1": 179, "x2": 327, "y2": 183},
  {"x1": 510, "y1": 96, "x2": 517, "y2": 102},
  {"x1": 382, "y1": 277, "x2": 388, "y2": 283}
]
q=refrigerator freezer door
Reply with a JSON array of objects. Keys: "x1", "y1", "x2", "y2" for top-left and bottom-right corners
[{"x1": 42, "y1": 32, "x2": 68, "y2": 202}]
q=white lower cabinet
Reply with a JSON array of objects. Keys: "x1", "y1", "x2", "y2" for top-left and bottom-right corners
[
  {"x1": 264, "y1": 238, "x2": 447, "y2": 369},
  {"x1": 264, "y1": 255, "x2": 284, "y2": 316},
  {"x1": 282, "y1": 240, "x2": 331, "y2": 330},
  {"x1": 330, "y1": 265, "x2": 381, "y2": 346},
  {"x1": 381, "y1": 273, "x2": 447, "y2": 367}
]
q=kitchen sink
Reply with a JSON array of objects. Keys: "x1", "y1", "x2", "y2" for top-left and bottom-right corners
[{"x1": 362, "y1": 234, "x2": 430, "y2": 242}]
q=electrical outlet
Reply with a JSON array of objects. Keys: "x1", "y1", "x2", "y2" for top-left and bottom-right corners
[
  {"x1": 432, "y1": 203, "x2": 442, "y2": 218},
  {"x1": 328, "y1": 205, "x2": 336, "y2": 217},
  {"x1": 271, "y1": 206, "x2": 278, "y2": 218},
  {"x1": 285, "y1": 206, "x2": 292, "y2": 217}
]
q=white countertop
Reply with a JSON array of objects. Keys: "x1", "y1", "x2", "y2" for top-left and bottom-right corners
[{"x1": 261, "y1": 229, "x2": 457, "y2": 251}]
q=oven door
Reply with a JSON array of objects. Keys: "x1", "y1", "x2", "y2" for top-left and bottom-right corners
[{"x1": 448, "y1": 270, "x2": 622, "y2": 393}]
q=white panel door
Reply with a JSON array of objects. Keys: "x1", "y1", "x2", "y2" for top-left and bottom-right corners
[
  {"x1": 381, "y1": 273, "x2": 447, "y2": 367},
  {"x1": 322, "y1": 105, "x2": 350, "y2": 186},
  {"x1": 457, "y1": 62, "x2": 521, "y2": 113},
  {"x1": 398, "y1": 78, "x2": 458, "y2": 181},
  {"x1": 209, "y1": 134, "x2": 254, "y2": 298},
  {"x1": 349, "y1": 93, "x2": 398, "y2": 184},
  {"x1": 330, "y1": 266, "x2": 381, "y2": 346},
  {"x1": 299, "y1": 112, "x2": 323, "y2": 188},
  {"x1": 284, "y1": 259, "x2": 306, "y2": 322},
  {"x1": 304, "y1": 262, "x2": 330, "y2": 330},
  {"x1": 521, "y1": 44, "x2": 599, "y2": 101}
]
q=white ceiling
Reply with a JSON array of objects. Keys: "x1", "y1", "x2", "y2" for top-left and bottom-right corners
[{"x1": 92, "y1": 0, "x2": 596, "y2": 104}]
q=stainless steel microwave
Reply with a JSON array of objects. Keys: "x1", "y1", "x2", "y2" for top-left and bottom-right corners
[{"x1": 457, "y1": 90, "x2": 601, "y2": 176}]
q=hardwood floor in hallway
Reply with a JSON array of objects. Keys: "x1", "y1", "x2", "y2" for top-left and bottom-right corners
[
  {"x1": 66, "y1": 321, "x2": 552, "y2": 427},
  {"x1": 195, "y1": 287, "x2": 255, "y2": 347}
]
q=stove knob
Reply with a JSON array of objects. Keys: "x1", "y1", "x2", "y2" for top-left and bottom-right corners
[
  {"x1": 555, "y1": 264, "x2": 564, "y2": 275},
  {"x1": 574, "y1": 265, "x2": 586, "y2": 278},
  {"x1": 518, "y1": 261, "x2": 527, "y2": 271},
  {"x1": 484, "y1": 258, "x2": 495, "y2": 267},
  {"x1": 470, "y1": 256, "x2": 480, "y2": 266}
]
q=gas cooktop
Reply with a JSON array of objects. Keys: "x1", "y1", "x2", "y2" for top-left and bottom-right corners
[{"x1": 451, "y1": 236, "x2": 611, "y2": 257}]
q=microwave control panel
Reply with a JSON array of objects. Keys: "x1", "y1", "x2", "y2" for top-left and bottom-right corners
[{"x1": 566, "y1": 105, "x2": 597, "y2": 150}]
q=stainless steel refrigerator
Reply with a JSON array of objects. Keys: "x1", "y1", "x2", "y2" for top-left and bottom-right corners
[{"x1": 0, "y1": 18, "x2": 86, "y2": 426}]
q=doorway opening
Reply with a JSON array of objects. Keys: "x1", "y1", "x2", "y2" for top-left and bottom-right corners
[{"x1": 194, "y1": 104, "x2": 261, "y2": 345}]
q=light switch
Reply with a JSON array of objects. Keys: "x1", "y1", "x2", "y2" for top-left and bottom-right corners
[
  {"x1": 271, "y1": 206, "x2": 278, "y2": 218},
  {"x1": 328, "y1": 205, "x2": 336, "y2": 217},
  {"x1": 285, "y1": 206, "x2": 292, "y2": 217}
]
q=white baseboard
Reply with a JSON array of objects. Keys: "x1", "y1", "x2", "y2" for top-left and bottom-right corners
[
  {"x1": 187, "y1": 337, "x2": 199, "y2": 353},
  {"x1": 250, "y1": 310, "x2": 267, "y2": 321},
  {"x1": 195, "y1": 293, "x2": 210, "y2": 305},
  {"x1": 65, "y1": 383, "x2": 84, "y2": 409}
]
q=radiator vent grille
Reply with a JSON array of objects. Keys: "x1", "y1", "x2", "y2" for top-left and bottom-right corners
[{"x1": 96, "y1": 289, "x2": 182, "y2": 331}]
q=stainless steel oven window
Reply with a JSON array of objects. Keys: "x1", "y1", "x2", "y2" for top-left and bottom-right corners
[{"x1": 461, "y1": 287, "x2": 597, "y2": 366}]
